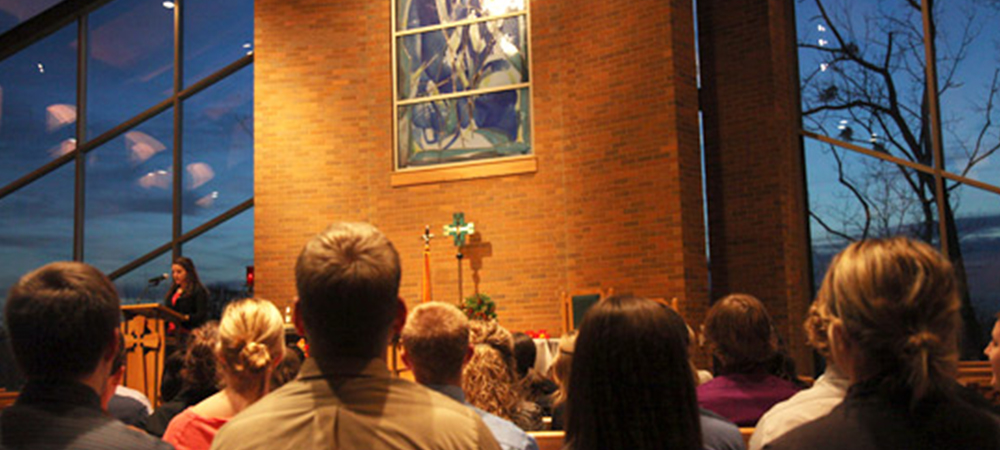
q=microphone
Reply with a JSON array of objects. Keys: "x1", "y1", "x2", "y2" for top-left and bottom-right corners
[{"x1": 148, "y1": 273, "x2": 169, "y2": 285}]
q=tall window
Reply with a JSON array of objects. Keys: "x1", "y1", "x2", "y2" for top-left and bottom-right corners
[
  {"x1": 796, "y1": 0, "x2": 1000, "y2": 357},
  {"x1": 0, "y1": 0, "x2": 254, "y2": 329},
  {"x1": 392, "y1": 0, "x2": 533, "y2": 184}
]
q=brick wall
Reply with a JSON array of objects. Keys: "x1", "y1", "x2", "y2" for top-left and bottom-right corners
[
  {"x1": 699, "y1": 0, "x2": 814, "y2": 373},
  {"x1": 255, "y1": 0, "x2": 707, "y2": 337}
]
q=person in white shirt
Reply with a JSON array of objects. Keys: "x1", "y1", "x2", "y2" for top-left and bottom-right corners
[{"x1": 749, "y1": 294, "x2": 848, "y2": 450}]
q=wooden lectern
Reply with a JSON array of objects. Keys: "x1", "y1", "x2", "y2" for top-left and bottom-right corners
[{"x1": 121, "y1": 304, "x2": 186, "y2": 407}]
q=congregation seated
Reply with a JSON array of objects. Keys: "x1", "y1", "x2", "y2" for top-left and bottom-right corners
[
  {"x1": 464, "y1": 320, "x2": 543, "y2": 432},
  {"x1": 749, "y1": 289, "x2": 848, "y2": 449},
  {"x1": 146, "y1": 322, "x2": 221, "y2": 437},
  {"x1": 210, "y1": 222, "x2": 500, "y2": 449},
  {"x1": 0, "y1": 262, "x2": 170, "y2": 449},
  {"x1": 565, "y1": 295, "x2": 745, "y2": 450},
  {"x1": 269, "y1": 345, "x2": 304, "y2": 390},
  {"x1": 402, "y1": 302, "x2": 539, "y2": 450},
  {"x1": 698, "y1": 294, "x2": 801, "y2": 426},
  {"x1": 163, "y1": 298, "x2": 285, "y2": 450},
  {"x1": 767, "y1": 237, "x2": 1000, "y2": 450}
]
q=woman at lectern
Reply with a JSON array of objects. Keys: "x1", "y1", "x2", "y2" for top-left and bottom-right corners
[{"x1": 164, "y1": 257, "x2": 209, "y2": 333}]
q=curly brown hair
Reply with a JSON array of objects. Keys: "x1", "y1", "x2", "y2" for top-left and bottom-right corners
[
  {"x1": 462, "y1": 320, "x2": 520, "y2": 421},
  {"x1": 182, "y1": 321, "x2": 221, "y2": 390}
]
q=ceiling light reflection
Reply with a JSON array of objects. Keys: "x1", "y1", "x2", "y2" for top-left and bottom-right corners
[
  {"x1": 126, "y1": 131, "x2": 167, "y2": 164},
  {"x1": 195, "y1": 191, "x2": 219, "y2": 208},
  {"x1": 47, "y1": 138, "x2": 77, "y2": 158},
  {"x1": 46, "y1": 104, "x2": 77, "y2": 131},
  {"x1": 138, "y1": 170, "x2": 171, "y2": 189},
  {"x1": 186, "y1": 162, "x2": 215, "y2": 189},
  {"x1": 163, "y1": 1, "x2": 175, "y2": 9}
]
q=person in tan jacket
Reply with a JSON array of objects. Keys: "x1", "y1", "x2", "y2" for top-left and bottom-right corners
[{"x1": 211, "y1": 222, "x2": 500, "y2": 450}]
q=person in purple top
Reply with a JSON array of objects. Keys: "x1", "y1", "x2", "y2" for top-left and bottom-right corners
[{"x1": 697, "y1": 294, "x2": 801, "y2": 426}]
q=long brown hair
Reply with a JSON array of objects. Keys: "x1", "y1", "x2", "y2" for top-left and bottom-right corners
[{"x1": 566, "y1": 296, "x2": 702, "y2": 450}]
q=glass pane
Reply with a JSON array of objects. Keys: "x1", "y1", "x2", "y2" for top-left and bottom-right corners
[
  {"x1": 398, "y1": 87, "x2": 530, "y2": 168},
  {"x1": 398, "y1": 0, "x2": 526, "y2": 31},
  {"x1": 87, "y1": 0, "x2": 174, "y2": 138},
  {"x1": 182, "y1": 208, "x2": 253, "y2": 320},
  {"x1": 84, "y1": 108, "x2": 173, "y2": 274},
  {"x1": 0, "y1": 0, "x2": 66, "y2": 35},
  {"x1": 182, "y1": 65, "x2": 253, "y2": 232},
  {"x1": 936, "y1": 1, "x2": 1000, "y2": 184},
  {"x1": 948, "y1": 182, "x2": 1000, "y2": 356},
  {"x1": 0, "y1": 163, "x2": 74, "y2": 317},
  {"x1": 804, "y1": 137, "x2": 940, "y2": 286},
  {"x1": 113, "y1": 251, "x2": 173, "y2": 306},
  {"x1": 0, "y1": 23, "x2": 77, "y2": 186},
  {"x1": 398, "y1": 16, "x2": 528, "y2": 100},
  {"x1": 796, "y1": 0, "x2": 932, "y2": 168},
  {"x1": 183, "y1": 0, "x2": 253, "y2": 87}
]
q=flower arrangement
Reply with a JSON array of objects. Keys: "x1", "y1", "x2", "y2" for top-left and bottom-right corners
[{"x1": 459, "y1": 292, "x2": 497, "y2": 321}]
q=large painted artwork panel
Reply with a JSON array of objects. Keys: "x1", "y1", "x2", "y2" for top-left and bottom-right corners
[
  {"x1": 398, "y1": 87, "x2": 530, "y2": 167},
  {"x1": 398, "y1": 0, "x2": 526, "y2": 31},
  {"x1": 398, "y1": 16, "x2": 527, "y2": 100}
]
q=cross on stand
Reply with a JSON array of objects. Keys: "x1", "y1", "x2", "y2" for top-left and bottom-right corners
[{"x1": 443, "y1": 212, "x2": 475, "y2": 303}]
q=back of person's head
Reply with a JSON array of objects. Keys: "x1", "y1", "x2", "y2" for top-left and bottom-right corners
[
  {"x1": 216, "y1": 298, "x2": 285, "y2": 399},
  {"x1": 820, "y1": 237, "x2": 960, "y2": 401},
  {"x1": 705, "y1": 293, "x2": 777, "y2": 373},
  {"x1": 512, "y1": 332, "x2": 536, "y2": 379},
  {"x1": 4, "y1": 262, "x2": 120, "y2": 380},
  {"x1": 549, "y1": 330, "x2": 577, "y2": 406},
  {"x1": 401, "y1": 302, "x2": 469, "y2": 385},
  {"x1": 463, "y1": 320, "x2": 519, "y2": 420},
  {"x1": 804, "y1": 292, "x2": 834, "y2": 361},
  {"x1": 270, "y1": 345, "x2": 304, "y2": 389},
  {"x1": 295, "y1": 222, "x2": 401, "y2": 358},
  {"x1": 182, "y1": 321, "x2": 220, "y2": 392},
  {"x1": 567, "y1": 296, "x2": 702, "y2": 450}
]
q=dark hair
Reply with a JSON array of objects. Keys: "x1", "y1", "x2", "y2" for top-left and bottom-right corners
[
  {"x1": 512, "y1": 332, "x2": 536, "y2": 378},
  {"x1": 171, "y1": 257, "x2": 204, "y2": 291},
  {"x1": 270, "y1": 345, "x2": 304, "y2": 389},
  {"x1": 704, "y1": 293, "x2": 777, "y2": 373},
  {"x1": 4, "y1": 262, "x2": 120, "y2": 380},
  {"x1": 566, "y1": 296, "x2": 702, "y2": 450},
  {"x1": 295, "y1": 222, "x2": 402, "y2": 358},
  {"x1": 181, "y1": 322, "x2": 220, "y2": 391}
]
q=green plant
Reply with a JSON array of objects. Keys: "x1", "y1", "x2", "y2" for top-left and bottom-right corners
[{"x1": 459, "y1": 292, "x2": 497, "y2": 321}]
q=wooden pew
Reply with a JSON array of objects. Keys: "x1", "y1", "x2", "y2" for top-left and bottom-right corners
[
  {"x1": 529, "y1": 431, "x2": 564, "y2": 450},
  {"x1": 740, "y1": 427, "x2": 755, "y2": 447}
]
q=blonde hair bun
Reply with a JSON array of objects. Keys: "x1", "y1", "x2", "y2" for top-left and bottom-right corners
[{"x1": 238, "y1": 341, "x2": 273, "y2": 372}]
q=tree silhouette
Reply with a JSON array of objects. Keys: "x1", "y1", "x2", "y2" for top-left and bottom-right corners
[{"x1": 799, "y1": 0, "x2": 1000, "y2": 357}]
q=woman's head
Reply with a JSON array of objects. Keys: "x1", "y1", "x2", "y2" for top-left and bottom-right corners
[
  {"x1": 171, "y1": 257, "x2": 202, "y2": 289},
  {"x1": 216, "y1": 298, "x2": 285, "y2": 399},
  {"x1": 821, "y1": 237, "x2": 960, "y2": 400},
  {"x1": 462, "y1": 320, "x2": 520, "y2": 420},
  {"x1": 704, "y1": 293, "x2": 777, "y2": 373},
  {"x1": 182, "y1": 321, "x2": 221, "y2": 392},
  {"x1": 566, "y1": 296, "x2": 701, "y2": 450},
  {"x1": 549, "y1": 330, "x2": 577, "y2": 406}
]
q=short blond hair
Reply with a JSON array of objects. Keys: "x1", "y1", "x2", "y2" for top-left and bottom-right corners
[
  {"x1": 217, "y1": 298, "x2": 285, "y2": 398},
  {"x1": 401, "y1": 302, "x2": 469, "y2": 385},
  {"x1": 821, "y1": 237, "x2": 960, "y2": 401}
]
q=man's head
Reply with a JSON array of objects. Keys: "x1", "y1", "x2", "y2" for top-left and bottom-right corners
[
  {"x1": 400, "y1": 302, "x2": 470, "y2": 385},
  {"x1": 295, "y1": 222, "x2": 403, "y2": 359},
  {"x1": 4, "y1": 262, "x2": 120, "y2": 381}
]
